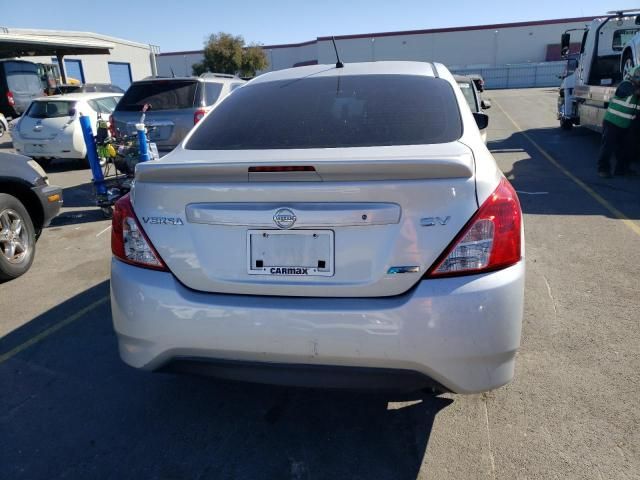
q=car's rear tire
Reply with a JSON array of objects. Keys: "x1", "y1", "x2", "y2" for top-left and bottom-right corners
[
  {"x1": 36, "y1": 158, "x2": 52, "y2": 168},
  {"x1": 0, "y1": 123, "x2": 5, "y2": 138},
  {"x1": 101, "y1": 206, "x2": 113, "y2": 219},
  {"x1": 560, "y1": 118, "x2": 573, "y2": 130},
  {"x1": 622, "y1": 51, "x2": 635, "y2": 80},
  {"x1": 0, "y1": 193, "x2": 36, "y2": 281},
  {"x1": 78, "y1": 155, "x2": 92, "y2": 169}
]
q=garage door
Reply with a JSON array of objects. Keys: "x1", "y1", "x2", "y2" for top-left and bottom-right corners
[{"x1": 108, "y1": 62, "x2": 132, "y2": 91}]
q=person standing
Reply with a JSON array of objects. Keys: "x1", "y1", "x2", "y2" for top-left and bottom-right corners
[{"x1": 597, "y1": 66, "x2": 640, "y2": 178}]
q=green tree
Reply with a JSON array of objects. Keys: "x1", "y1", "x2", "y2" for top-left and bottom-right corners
[{"x1": 192, "y1": 32, "x2": 268, "y2": 78}]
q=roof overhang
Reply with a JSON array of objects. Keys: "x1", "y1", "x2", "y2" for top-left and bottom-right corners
[{"x1": 0, "y1": 33, "x2": 114, "y2": 58}]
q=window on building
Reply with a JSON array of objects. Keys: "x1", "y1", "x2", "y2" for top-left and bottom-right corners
[
  {"x1": 108, "y1": 62, "x2": 132, "y2": 91},
  {"x1": 64, "y1": 59, "x2": 85, "y2": 84}
]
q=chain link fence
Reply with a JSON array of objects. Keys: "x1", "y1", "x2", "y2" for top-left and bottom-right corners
[{"x1": 450, "y1": 62, "x2": 566, "y2": 89}]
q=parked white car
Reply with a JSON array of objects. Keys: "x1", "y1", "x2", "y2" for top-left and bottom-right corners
[
  {"x1": 11, "y1": 92, "x2": 122, "y2": 166},
  {"x1": 110, "y1": 61, "x2": 524, "y2": 394},
  {"x1": 621, "y1": 29, "x2": 640, "y2": 79}
]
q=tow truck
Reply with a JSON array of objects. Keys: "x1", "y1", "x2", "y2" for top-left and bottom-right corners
[{"x1": 557, "y1": 9, "x2": 640, "y2": 132}]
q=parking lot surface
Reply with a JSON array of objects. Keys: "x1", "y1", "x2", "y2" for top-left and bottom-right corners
[{"x1": 1, "y1": 88, "x2": 639, "y2": 479}]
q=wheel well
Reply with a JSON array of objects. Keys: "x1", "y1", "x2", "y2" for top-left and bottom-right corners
[
  {"x1": 622, "y1": 47, "x2": 634, "y2": 65},
  {"x1": 0, "y1": 180, "x2": 44, "y2": 236}
]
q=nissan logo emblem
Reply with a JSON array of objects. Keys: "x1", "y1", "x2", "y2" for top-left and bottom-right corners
[{"x1": 273, "y1": 208, "x2": 296, "y2": 229}]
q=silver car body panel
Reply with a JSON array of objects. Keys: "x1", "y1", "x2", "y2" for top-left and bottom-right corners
[
  {"x1": 112, "y1": 259, "x2": 524, "y2": 394},
  {"x1": 111, "y1": 61, "x2": 523, "y2": 393}
]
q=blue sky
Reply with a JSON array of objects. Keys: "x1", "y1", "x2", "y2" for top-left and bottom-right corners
[{"x1": 2, "y1": 0, "x2": 630, "y2": 52}]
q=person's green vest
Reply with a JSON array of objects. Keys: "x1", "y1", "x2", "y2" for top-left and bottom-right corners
[{"x1": 604, "y1": 80, "x2": 640, "y2": 129}]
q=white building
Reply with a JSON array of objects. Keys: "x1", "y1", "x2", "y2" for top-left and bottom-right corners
[
  {"x1": 157, "y1": 16, "x2": 595, "y2": 78},
  {"x1": 0, "y1": 27, "x2": 158, "y2": 90}
]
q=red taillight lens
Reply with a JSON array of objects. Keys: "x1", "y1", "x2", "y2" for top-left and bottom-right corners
[
  {"x1": 111, "y1": 194, "x2": 167, "y2": 271},
  {"x1": 6, "y1": 91, "x2": 15, "y2": 106},
  {"x1": 194, "y1": 108, "x2": 206, "y2": 124},
  {"x1": 248, "y1": 166, "x2": 316, "y2": 172},
  {"x1": 426, "y1": 178, "x2": 522, "y2": 278}
]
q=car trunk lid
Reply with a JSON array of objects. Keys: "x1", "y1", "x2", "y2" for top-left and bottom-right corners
[
  {"x1": 130, "y1": 143, "x2": 478, "y2": 297},
  {"x1": 17, "y1": 100, "x2": 76, "y2": 140}
]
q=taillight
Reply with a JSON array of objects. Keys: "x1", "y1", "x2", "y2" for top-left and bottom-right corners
[
  {"x1": 248, "y1": 166, "x2": 316, "y2": 172},
  {"x1": 111, "y1": 194, "x2": 167, "y2": 271},
  {"x1": 194, "y1": 108, "x2": 206, "y2": 124},
  {"x1": 6, "y1": 91, "x2": 15, "y2": 106},
  {"x1": 426, "y1": 178, "x2": 522, "y2": 278}
]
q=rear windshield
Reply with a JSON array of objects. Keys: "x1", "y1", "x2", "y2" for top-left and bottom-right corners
[
  {"x1": 28, "y1": 101, "x2": 75, "y2": 118},
  {"x1": 88, "y1": 97, "x2": 119, "y2": 114},
  {"x1": 204, "y1": 82, "x2": 223, "y2": 105},
  {"x1": 116, "y1": 80, "x2": 198, "y2": 111},
  {"x1": 186, "y1": 74, "x2": 462, "y2": 150},
  {"x1": 4, "y1": 62, "x2": 42, "y2": 94},
  {"x1": 457, "y1": 82, "x2": 478, "y2": 112}
]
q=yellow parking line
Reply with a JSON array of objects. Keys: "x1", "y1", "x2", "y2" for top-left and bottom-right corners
[
  {"x1": 494, "y1": 100, "x2": 640, "y2": 238},
  {"x1": 0, "y1": 296, "x2": 109, "y2": 365}
]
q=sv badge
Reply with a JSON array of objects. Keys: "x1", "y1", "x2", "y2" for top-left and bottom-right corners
[{"x1": 420, "y1": 216, "x2": 451, "y2": 227}]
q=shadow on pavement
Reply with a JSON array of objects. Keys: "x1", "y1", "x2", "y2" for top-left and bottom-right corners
[
  {"x1": 489, "y1": 126, "x2": 640, "y2": 220},
  {"x1": 45, "y1": 181, "x2": 108, "y2": 227},
  {"x1": 44, "y1": 159, "x2": 90, "y2": 173},
  {"x1": 54, "y1": 179, "x2": 96, "y2": 209},
  {"x1": 0, "y1": 281, "x2": 452, "y2": 479},
  {"x1": 49, "y1": 208, "x2": 107, "y2": 227}
]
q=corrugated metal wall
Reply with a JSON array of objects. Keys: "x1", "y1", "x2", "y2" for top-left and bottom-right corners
[{"x1": 450, "y1": 61, "x2": 566, "y2": 89}]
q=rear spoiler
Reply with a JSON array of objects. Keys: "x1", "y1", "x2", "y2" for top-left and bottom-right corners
[{"x1": 135, "y1": 155, "x2": 474, "y2": 183}]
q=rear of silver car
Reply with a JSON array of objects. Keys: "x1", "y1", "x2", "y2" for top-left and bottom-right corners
[
  {"x1": 110, "y1": 63, "x2": 524, "y2": 393},
  {"x1": 111, "y1": 79, "x2": 201, "y2": 152},
  {"x1": 111, "y1": 78, "x2": 227, "y2": 153}
]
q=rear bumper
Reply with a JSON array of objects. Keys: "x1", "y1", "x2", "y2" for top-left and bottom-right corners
[
  {"x1": 160, "y1": 358, "x2": 450, "y2": 392},
  {"x1": 111, "y1": 259, "x2": 524, "y2": 394},
  {"x1": 12, "y1": 135, "x2": 85, "y2": 159}
]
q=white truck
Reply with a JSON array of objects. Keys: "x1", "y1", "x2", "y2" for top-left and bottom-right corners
[{"x1": 557, "y1": 10, "x2": 640, "y2": 132}]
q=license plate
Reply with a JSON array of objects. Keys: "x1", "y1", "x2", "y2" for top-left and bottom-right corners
[
  {"x1": 247, "y1": 230, "x2": 334, "y2": 276},
  {"x1": 25, "y1": 144, "x2": 44, "y2": 154},
  {"x1": 149, "y1": 143, "x2": 160, "y2": 160}
]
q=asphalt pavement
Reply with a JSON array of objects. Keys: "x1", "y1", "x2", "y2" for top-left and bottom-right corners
[{"x1": 1, "y1": 88, "x2": 639, "y2": 479}]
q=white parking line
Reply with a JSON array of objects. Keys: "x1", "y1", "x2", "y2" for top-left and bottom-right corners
[
  {"x1": 96, "y1": 226, "x2": 112, "y2": 238},
  {"x1": 495, "y1": 100, "x2": 640, "y2": 238}
]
